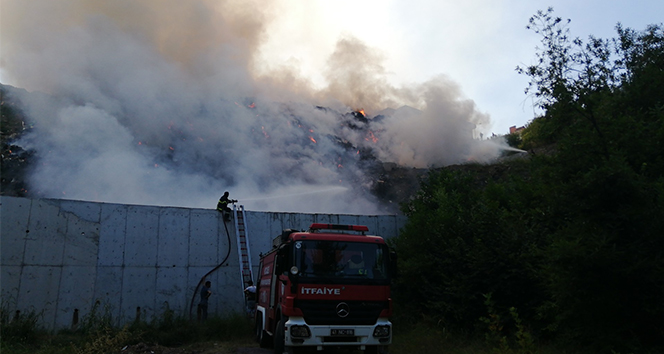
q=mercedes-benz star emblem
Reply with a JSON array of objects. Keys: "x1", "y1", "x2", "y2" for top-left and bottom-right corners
[{"x1": 336, "y1": 302, "x2": 350, "y2": 318}]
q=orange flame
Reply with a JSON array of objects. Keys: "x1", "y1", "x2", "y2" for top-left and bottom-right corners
[
  {"x1": 357, "y1": 109, "x2": 365, "y2": 116},
  {"x1": 365, "y1": 130, "x2": 378, "y2": 143},
  {"x1": 309, "y1": 136, "x2": 317, "y2": 143}
]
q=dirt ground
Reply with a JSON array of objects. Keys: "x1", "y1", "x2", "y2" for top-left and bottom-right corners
[
  {"x1": 121, "y1": 342, "x2": 368, "y2": 354},
  {"x1": 120, "y1": 342, "x2": 271, "y2": 354}
]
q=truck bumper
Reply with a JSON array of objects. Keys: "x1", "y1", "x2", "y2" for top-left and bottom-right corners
[{"x1": 284, "y1": 316, "x2": 392, "y2": 349}]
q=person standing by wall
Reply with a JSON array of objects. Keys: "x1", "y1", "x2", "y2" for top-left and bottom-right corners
[
  {"x1": 197, "y1": 281, "x2": 212, "y2": 321},
  {"x1": 244, "y1": 280, "x2": 257, "y2": 317}
]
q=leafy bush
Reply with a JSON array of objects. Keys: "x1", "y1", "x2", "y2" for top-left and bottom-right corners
[{"x1": 394, "y1": 9, "x2": 664, "y2": 353}]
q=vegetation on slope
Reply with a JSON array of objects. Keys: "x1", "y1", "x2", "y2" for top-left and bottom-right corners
[{"x1": 392, "y1": 8, "x2": 664, "y2": 353}]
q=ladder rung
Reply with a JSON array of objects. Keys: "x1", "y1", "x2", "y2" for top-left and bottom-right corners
[{"x1": 236, "y1": 209, "x2": 252, "y2": 296}]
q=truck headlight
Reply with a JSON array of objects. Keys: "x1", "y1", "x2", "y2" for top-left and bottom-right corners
[
  {"x1": 290, "y1": 325, "x2": 311, "y2": 338},
  {"x1": 373, "y1": 325, "x2": 390, "y2": 338}
]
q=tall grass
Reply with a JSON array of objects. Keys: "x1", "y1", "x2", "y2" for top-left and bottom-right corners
[
  {"x1": 3, "y1": 298, "x2": 609, "y2": 354},
  {"x1": 1, "y1": 300, "x2": 45, "y2": 345},
  {"x1": 1, "y1": 300, "x2": 254, "y2": 354},
  {"x1": 389, "y1": 299, "x2": 597, "y2": 354}
]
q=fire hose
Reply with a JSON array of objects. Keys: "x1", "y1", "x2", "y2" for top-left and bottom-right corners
[{"x1": 188, "y1": 212, "x2": 232, "y2": 320}]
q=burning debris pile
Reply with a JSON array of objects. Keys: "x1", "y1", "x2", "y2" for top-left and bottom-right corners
[
  {"x1": 0, "y1": 1, "x2": 512, "y2": 215},
  {"x1": 1, "y1": 83, "x2": 428, "y2": 214},
  {"x1": 1, "y1": 85, "x2": 32, "y2": 198}
]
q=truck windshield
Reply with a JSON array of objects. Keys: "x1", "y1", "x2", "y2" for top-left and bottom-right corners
[{"x1": 293, "y1": 240, "x2": 389, "y2": 281}]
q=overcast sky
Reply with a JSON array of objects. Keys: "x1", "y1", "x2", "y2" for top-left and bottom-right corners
[{"x1": 254, "y1": 0, "x2": 664, "y2": 134}]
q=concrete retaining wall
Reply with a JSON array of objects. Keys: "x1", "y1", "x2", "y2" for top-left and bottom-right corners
[{"x1": 0, "y1": 196, "x2": 407, "y2": 330}]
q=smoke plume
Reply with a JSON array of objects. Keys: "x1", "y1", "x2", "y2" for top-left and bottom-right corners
[{"x1": 1, "y1": 0, "x2": 502, "y2": 214}]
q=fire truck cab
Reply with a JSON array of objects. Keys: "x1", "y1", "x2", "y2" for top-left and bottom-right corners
[{"x1": 254, "y1": 223, "x2": 397, "y2": 354}]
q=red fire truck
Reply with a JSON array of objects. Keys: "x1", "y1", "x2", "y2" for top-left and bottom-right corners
[{"x1": 254, "y1": 223, "x2": 397, "y2": 354}]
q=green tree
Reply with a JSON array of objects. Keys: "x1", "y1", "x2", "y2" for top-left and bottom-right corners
[
  {"x1": 394, "y1": 165, "x2": 547, "y2": 331},
  {"x1": 394, "y1": 9, "x2": 664, "y2": 353},
  {"x1": 516, "y1": 9, "x2": 664, "y2": 350}
]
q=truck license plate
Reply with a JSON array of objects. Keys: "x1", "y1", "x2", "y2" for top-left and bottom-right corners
[{"x1": 331, "y1": 329, "x2": 354, "y2": 336}]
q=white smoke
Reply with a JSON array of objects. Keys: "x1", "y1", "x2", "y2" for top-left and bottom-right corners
[{"x1": 1, "y1": 0, "x2": 502, "y2": 214}]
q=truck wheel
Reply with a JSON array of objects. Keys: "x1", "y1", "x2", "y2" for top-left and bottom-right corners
[
  {"x1": 255, "y1": 316, "x2": 272, "y2": 348},
  {"x1": 273, "y1": 317, "x2": 286, "y2": 354}
]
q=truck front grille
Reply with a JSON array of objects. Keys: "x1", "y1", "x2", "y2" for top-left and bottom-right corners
[{"x1": 294, "y1": 300, "x2": 388, "y2": 325}]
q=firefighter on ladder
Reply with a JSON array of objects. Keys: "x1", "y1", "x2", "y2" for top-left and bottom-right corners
[{"x1": 217, "y1": 191, "x2": 237, "y2": 221}]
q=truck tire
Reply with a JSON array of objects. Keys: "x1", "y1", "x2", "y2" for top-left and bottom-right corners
[
  {"x1": 273, "y1": 317, "x2": 286, "y2": 354},
  {"x1": 255, "y1": 316, "x2": 272, "y2": 348}
]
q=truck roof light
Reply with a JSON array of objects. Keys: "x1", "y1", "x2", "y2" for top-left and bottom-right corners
[{"x1": 309, "y1": 223, "x2": 369, "y2": 232}]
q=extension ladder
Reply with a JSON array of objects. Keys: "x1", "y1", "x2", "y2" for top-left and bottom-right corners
[{"x1": 233, "y1": 205, "x2": 253, "y2": 290}]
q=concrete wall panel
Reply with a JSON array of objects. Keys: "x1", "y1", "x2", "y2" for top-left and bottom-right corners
[
  {"x1": 267, "y1": 212, "x2": 287, "y2": 239},
  {"x1": 217, "y1": 220, "x2": 233, "y2": 267},
  {"x1": 94, "y1": 266, "x2": 123, "y2": 324},
  {"x1": 312, "y1": 213, "x2": 337, "y2": 224},
  {"x1": 158, "y1": 208, "x2": 190, "y2": 267},
  {"x1": 125, "y1": 206, "x2": 159, "y2": 267},
  {"x1": 1, "y1": 197, "x2": 30, "y2": 266},
  {"x1": 210, "y1": 266, "x2": 242, "y2": 316},
  {"x1": 376, "y1": 215, "x2": 398, "y2": 240},
  {"x1": 1, "y1": 265, "x2": 22, "y2": 304},
  {"x1": 63, "y1": 214, "x2": 100, "y2": 266},
  {"x1": 189, "y1": 209, "x2": 219, "y2": 266},
  {"x1": 338, "y1": 214, "x2": 361, "y2": 226},
  {"x1": 245, "y1": 211, "x2": 271, "y2": 278},
  {"x1": 55, "y1": 265, "x2": 97, "y2": 328},
  {"x1": 155, "y1": 266, "x2": 188, "y2": 316},
  {"x1": 59, "y1": 200, "x2": 101, "y2": 223},
  {"x1": 121, "y1": 267, "x2": 157, "y2": 322},
  {"x1": 24, "y1": 200, "x2": 67, "y2": 266},
  {"x1": 291, "y1": 213, "x2": 315, "y2": 231},
  {"x1": 18, "y1": 265, "x2": 62, "y2": 329},
  {"x1": 360, "y1": 215, "x2": 380, "y2": 236},
  {"x1": 98, "y1": 204, "x2": 127, "y2": 266}
]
